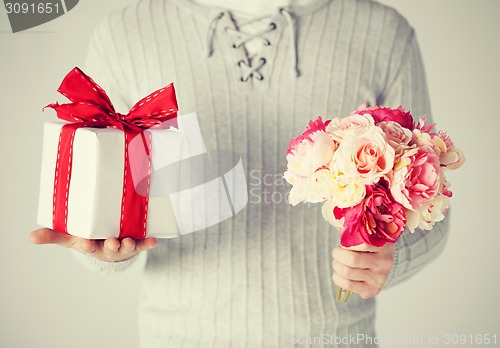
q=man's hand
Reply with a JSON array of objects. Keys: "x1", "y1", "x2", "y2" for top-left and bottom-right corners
[
  {"x1": 331, "y1": 243, "x2": 395, "y2": 299},
  {"x1": 30, "y1": 228, "x2": 157, "y2": 262}
]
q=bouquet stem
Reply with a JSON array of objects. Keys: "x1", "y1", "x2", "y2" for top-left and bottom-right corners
[{"x1": 336, "y1": 287, "x2": 353, "y2": 302}]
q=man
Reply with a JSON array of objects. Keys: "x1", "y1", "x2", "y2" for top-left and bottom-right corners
[{"x1": 32, "y1": 0, "x2": 449, "y2": 346}]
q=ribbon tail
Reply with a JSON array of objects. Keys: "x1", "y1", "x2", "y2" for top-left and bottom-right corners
[
  {"x1": 52, "y1": 123, "x2": 83, "y2": 234},
  {"x1": 44, "y1": 102, "x2": 114, "y2": 124},
  {"x1": 44, "y1": 102, "x2": 78, "y2": 123},
  {"x1": 119, "y1": 130, "x2": 153, "y2": 239}
]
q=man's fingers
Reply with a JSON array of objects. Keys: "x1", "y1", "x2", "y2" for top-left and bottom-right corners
[
  {"x1": 332, "y1": 246, "x2": 377, "y2": 269},
  {"x1": 114, "y1": 237, "x2": 157, "y2": 259},
  {"x1": 79, "y1": 238, "x2": 143, "y2": 262},
  {"x1": 331, "y1": 242, "x2": 396, "y2": 299},
  {"x1": 332, "y1": 272, "x2": 367, "y2": 296},
  {"x1": 120, "y1": 238, "x2": 136, "y2": 252},
  {"x1": 332, "y1": 259, "x2": 371, "y2": 282},
  {"x1": 136, "y1": 237, "x2": 157, "y2": 252},
  {"x1": 30, "y1": 228, "x2": 75, "y2": 247},
  {"x1": 79, "y1": 239, "x2": 98, "y2": 254},
  {"x1": 103, "y1": 238, "x2": 120, "y2": 254},
  {"x1": 32, "y1": 228, "x2": 156, "y2": 262}
]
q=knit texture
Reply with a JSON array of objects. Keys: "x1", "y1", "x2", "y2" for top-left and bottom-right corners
[{"x1": 80, "y1": 0, "x2": 449, "y2": 346}]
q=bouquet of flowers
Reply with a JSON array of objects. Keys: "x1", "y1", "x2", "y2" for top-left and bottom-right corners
[{"x1": 284, "y1": 105, "x2": 464, "y2": 301}]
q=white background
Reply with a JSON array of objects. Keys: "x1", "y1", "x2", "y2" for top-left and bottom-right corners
[{"x1": 0, "y1": 1, "x2": 498, "y2": 347}]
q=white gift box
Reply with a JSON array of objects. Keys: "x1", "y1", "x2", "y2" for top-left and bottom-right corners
[
  {"x1": 37, "y1": 122, "x2": 182, "y2": 239},
  {"x1": 37, "y1": 112, "x2": 248, "y2": 239}
]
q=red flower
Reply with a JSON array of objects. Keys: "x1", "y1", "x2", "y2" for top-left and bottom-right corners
[
  {"x1": 334, "y1": 179, "x2": 406, "y2": 247},
  {"x1": 355, "y1": 105, "x2": 415, "y2": 131}
]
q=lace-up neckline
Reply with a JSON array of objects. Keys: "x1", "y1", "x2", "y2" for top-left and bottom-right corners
[
  {"x1": 225, "y1": 20, "x2": 277, "y2": 50},
  {"x1": 173, "y1": 0, "x2": 332, "y2": 87},
  {"x1": 224, "y1": 13, "x2": 278, "y2": 82},
  {"x1": 206, "y1": 9, "x2": 300, "y2": 84}
]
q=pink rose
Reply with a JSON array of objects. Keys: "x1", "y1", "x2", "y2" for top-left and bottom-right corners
[
  {"x1": 333, "y1": 180, "x2": 406, "y2": 247},
  {"x1": 390, "y1": 144, "x2": 441, "y2": 210},
  {"x1": 333, "y1": 126, "x2": 395, "y2": 184},
  {"x1": 326, "y1": 114, "x2": 374, "y2": 142},
  {"x1": 378, "y1": 121, "x2": 412, "y2": 160},
  {"x1": 355, "y1": 105, "x2": 415, "y2": 130}
]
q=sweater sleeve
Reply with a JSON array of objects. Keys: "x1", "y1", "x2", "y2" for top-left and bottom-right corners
[
  {"x1": 378, "y1": 26, "x2": 450, "y2": 289},
  {"x1": 71, "y1": 249, "x2": 139, "y2": 274}
]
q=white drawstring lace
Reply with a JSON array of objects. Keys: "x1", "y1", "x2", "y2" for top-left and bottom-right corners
[
  {"x1": 207, "y1": 11, "x2": 225, "y2": 57},
  {"x1": 238, "y1": 57, "x2": 266, "y2": 81},
  {"x1": 279, "y1": 8, "x2": 301, "y2": 77},
  {"x1": 225, "y1": 21, "x2": 277, "y2": 49}
]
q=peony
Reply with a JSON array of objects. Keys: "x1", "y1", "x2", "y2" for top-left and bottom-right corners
[
  {"x1": 287, "y1": 169, "x2": 336, "y2": 206},
  {"x1": 432, "y1": 130, "x2": 465, "y2": 170},
  {"x1": 415, "y1": 117, "x2": 465, "y2": 170},
  {"x1": 284, "y1": 117, "x2": 336, "y2": 184},
  {"x1": 284, "y1": 131, "x2": 335, "y2": 179},
  {"x1": 406, "y1": 192, "x2": 450, "y2": 232},
  {"x1": 332, "y1": 126, "x2": 395, "y2": 184},
  {"x1": 333, "y1": 180, "x2": 406, "y2": 247},
  {"x1": 322, "y1": 199, "x2": 341, "y2": 229},
  {"x1": 326, "y1": 165, "x2": 366, "y2": 208},
  {"x1": 415, "y1": 115, "x2": 435, "y2": 133},
  {"x1": 287, "y1": 116, "x2": 331, "y2": 154},
  {"x1": 355, "y1": 105, "x2": 415, "y2": 130},
  {"x1": 390, "y1": 143, "x2": 441, "y2": 211},
  {"x1": 440, "y1": 147, "x2": 465, "y2": 170},
  {"x1": 326, "y1": 114, "x2": 374, "y2": 142}
]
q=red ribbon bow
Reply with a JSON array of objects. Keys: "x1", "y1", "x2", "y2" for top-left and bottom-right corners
[{"x1": 46, "y1": 67, "x2": 178, "y2": 239}]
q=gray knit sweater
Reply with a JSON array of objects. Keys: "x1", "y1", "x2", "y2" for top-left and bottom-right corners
[{"x1": 76, "y1": 0, "x2": 449, "y2": 346}]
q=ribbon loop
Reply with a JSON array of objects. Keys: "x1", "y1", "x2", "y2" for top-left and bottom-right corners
[
  {"x1": 56, "y1": 67, "x2": 115, "y2": 113},
  {"x1": 46, "y1": 67, "x2": 178, "y2": 128}
]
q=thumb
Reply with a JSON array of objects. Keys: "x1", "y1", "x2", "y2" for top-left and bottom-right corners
[
  {"x1": 343, "y1": 243, "x2": 376, "y2": 253},
  {"x1": 30, "y1": 228, "x2": 75, "y2": 247}
]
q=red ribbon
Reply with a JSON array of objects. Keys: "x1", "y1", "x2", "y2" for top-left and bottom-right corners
[{"x1": 45, "y1": 67, "x2": 178, "y2": 239}]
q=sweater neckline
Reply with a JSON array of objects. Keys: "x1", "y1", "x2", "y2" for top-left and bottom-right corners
[
  {"x1": 170, "y1": 0, "x2": 333, "y2": 18},
  {"x1": 169, "y1": 0, "x2": 334, "y2": 91}
]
